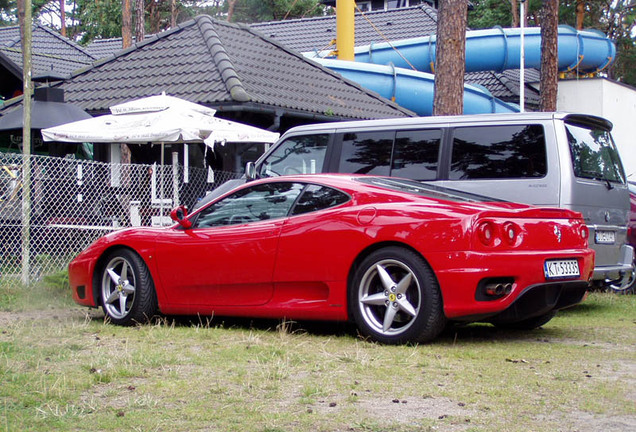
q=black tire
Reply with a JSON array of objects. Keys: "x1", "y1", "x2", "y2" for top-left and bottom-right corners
[
  {"x1": 349, "y1": 247, "x2": 446, "y2": 344},
  {"x1": 493, "y1": 311, "x2": 557, "y2": 330},
  {"x1": 100, "y1": 249, "x2": 157, "y2": 325}
]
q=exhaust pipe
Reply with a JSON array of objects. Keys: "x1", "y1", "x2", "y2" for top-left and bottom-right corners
[{"x1": 484, "y1": 282, "x2": 513, "y2": 297}]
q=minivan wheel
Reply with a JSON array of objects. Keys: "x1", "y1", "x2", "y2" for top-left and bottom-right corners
[{"x1": 350, "y1": 247, "x2": 446, "y2": 344}]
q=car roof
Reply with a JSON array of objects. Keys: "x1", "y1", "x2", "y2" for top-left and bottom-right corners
[{"x1": 276, "y1": 112, "x2": 612, "y2": 137}]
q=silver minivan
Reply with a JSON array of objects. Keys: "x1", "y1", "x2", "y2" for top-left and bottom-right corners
[{"x1": 246, "y1": 112, "x2": 633, "y2": 291}]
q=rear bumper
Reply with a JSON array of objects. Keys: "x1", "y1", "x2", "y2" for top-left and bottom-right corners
[
  {"x1": 486, "y1": 280, "x2": 588, "y2": 324},
  {"x1": 592, "y1": 244, "x2": 634, "y2": 283}
]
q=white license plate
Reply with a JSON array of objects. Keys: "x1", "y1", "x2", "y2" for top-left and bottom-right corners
[
  {"x1": 595, "y1": 230, "x2": 615, "y2": 244},
  {"x1": 544, "y1": 259, "x2": 580, "y2": 279}
]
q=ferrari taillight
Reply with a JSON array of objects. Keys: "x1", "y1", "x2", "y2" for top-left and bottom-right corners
[
  {"x1": 503, "y1": 222, "x2": 520, "y2": 246},
  {"x1": 477, "y1": 221, "x2": 497, "y2": 246},
  {"x1": 476, "y1": 220, "x2": 522, "y2": 248},
  {"x1": 580, "y1": 224, "x2": 589, "y2": 244}
]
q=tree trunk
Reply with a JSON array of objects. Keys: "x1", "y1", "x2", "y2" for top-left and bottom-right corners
[
  {"x1": 122, "y1": 0, "x2": 133, "y2": 48},
  {"x1": 149, "y1": 0, "x2": 160, "y2": 33},
  {"x1": 433, "y1": 0, "x2": 467, "y2": 116},
  {"x1": 227, "y1": 0, "x2": 237, "y2": 22},
  {"x1": 171, "y1": 0, "x2": 177, "y2": 28},
  {"x1": 59, "y1": 0, "x2": 66, "y2": 36},
  {"x1": 135, "y1": 0, "x2": 144, "y2": 42},
  {"x1": 509, "y1": 0, "x2": 519, "y2": 27},
  {"x1": 575, "y1": 1, "x2": 585, "y2": 30},
  {"x1": 539, "y1": 0, "x2": 559, "y2": 112}
]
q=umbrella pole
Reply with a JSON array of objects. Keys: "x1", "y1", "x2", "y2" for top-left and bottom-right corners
[{"x1": 160, "y1": 142, "x2": 164, "y2": 224}]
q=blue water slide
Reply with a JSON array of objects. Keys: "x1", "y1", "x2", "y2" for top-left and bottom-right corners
[
  {"x1": 315, "y1": 58, "x2": 519, "y2": 116},
  {"x1": 348, "y1": 25, "x2": 616, "y2": 74},
  {"x1": 306, "y1": 25, "x2": 615, "y2": 115}
]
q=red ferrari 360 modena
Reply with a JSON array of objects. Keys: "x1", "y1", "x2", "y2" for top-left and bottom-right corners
[{"x1": 68, "y1": 175, "x2": 594, "y2": 344}]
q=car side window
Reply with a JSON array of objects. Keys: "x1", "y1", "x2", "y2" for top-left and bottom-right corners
[
  {"x1": 194, "y1": 183, "x2": 304, "y2": 228},
  {"x1": 259, "y1": 134, "x2": 329, "y2": 177},
  {"x1": 392, "y1": 129, "x2": 441, "y2": 180},
  {"x1": 291, "y1": 185, "x2": 350, "y2": 215},
  {"x1": 449, "y1": 125, "x2": 547, "y2": 180},
  {"x1": 338, "y1": 131, "x2": 394, "y2": 175}
]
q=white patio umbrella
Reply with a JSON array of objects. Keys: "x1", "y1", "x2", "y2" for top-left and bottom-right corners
[
  {"x1": 41, "y1": 93, "x2": 279, "y2": 224},
  {"x1": 41, "y1": 93, "x2": 279, "y2": 145}
]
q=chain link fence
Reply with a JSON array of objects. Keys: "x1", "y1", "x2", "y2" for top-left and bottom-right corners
[{"x1": 0, "y1": 152, "x2": 241, "y2": 283}]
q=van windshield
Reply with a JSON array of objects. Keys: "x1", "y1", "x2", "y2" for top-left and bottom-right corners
[
  {"x1": 258, "y1": 134, "x2": 329, "y2": 178},
  {"x1": 566, "y1": 122, "x2": 625, "y2": 184}
]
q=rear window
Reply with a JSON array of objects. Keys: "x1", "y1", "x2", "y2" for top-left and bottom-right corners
[
  {"x1": 566, "y1": 122, "x2": 625, "y2": 184},
  {"x1": 357, "y1": 177, "x2": 504, "y2": 203},
  {"x1": 450, "y1": 125, "x2": 547, "y2": 180}
]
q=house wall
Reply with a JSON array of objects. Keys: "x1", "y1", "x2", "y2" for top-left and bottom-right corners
[{"x1": 557, "y1": 78, "x2": 636, "y2": 178}]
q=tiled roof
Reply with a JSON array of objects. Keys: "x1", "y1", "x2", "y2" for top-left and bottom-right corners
[
  {"x1": 85, "y1": 35, "x2": 153, "y2": 59},
  {"x1": 0, "y1": 24, "x2": 96, "y2": 79},
  {"x1": 251, "y1": 5, "x2": 538, "y2": 109},
  {"x1": 251, "y1": 5, "x2": 439, "y2": 53},
  {"x1": 465, "y1": 70, "x2": 540, "y2": 109},
  {"x1": 59, "y1": 15, "x2": 412, "y2": 120}
]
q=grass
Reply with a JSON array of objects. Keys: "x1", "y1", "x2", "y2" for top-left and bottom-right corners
[{"x1": 0, "y1": 276, "x2": 634, "y2": 431}]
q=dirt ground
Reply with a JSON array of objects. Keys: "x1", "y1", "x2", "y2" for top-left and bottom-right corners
[{"x1": 2, "y1": 306, "x2": 635, "y2": 432}]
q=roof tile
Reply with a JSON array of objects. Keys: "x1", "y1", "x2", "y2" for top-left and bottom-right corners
[{"x1": 60, "y1": 16, "x2": 411, "y2": 120}]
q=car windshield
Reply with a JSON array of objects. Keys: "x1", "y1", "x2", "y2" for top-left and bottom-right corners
[
  {"x1": 566, "y1": 121, "x2": 625, "y2": 184},
  {"x1": 357, "y1": 177, "x2": 504, "y2": 203}
]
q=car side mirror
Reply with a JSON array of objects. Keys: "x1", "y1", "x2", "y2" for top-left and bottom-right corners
[
  {"x1": 245, "y1": 162, "x2": 256, "y2": 180},
  {"x1": 170, "y1": 205, "x2": 192, "y2": 229}
]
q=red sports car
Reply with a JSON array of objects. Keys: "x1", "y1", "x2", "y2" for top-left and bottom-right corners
[{"x1": 68, "y1": 175, "x2": 594, "y2": 344}]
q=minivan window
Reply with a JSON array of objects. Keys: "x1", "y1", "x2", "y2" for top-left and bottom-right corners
[
  {"x1": 449, "y1": 125, "x2": 547, "y2": 180},
  {"x1": 259, "y1": 134, "x2": 329, "y2": 177},
  {"x1": 393, "y1": 129, "x2": 441, "y2": 180},
  {"x1": 566, "y1": 122, "x2": 625, "y2": 184},
  {"x1": 339, "y1": 131, "x2": 394, "y2": 175}
]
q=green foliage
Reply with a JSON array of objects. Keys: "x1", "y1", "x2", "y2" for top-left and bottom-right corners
[
  {"x1": 468, "y1": 0, "x2": 636, "y2": 86},
  {"x1": 72, "y1": 0, "x2": 123, "y2": 44},
  {"x1": 0, "y1": 0, "x2": 49, "y2": 26},
  {"x1": 228, "y1": 0, "x2": 329, "y2": 23},
  {"x1": 468, "y1": 0, "x2": 514, "y2": 28}
]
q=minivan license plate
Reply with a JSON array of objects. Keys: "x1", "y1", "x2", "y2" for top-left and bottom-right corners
[
  {"x1": 595, "y1": 230, "x2": 615, "y2": 244},
  {"x1": 544, "y1": 259, "x2": 580, "y2": 279}
]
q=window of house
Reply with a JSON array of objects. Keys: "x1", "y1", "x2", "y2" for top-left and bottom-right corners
[
  {"x1": 357, "y1": 1, "x2": 371, "y2": 11},
  {"x1": 449, "y1": 125, "x2": 547, "y2": 180}
]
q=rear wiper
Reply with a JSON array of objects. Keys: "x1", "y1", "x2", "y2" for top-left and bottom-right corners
[{"x1": 580, "y1": 170, "x2": 613, "y2": 189}]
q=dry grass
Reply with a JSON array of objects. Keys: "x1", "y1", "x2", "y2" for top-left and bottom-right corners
[{"x1": 0, "y1": 280, "x2": 634, "y2": 431}]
